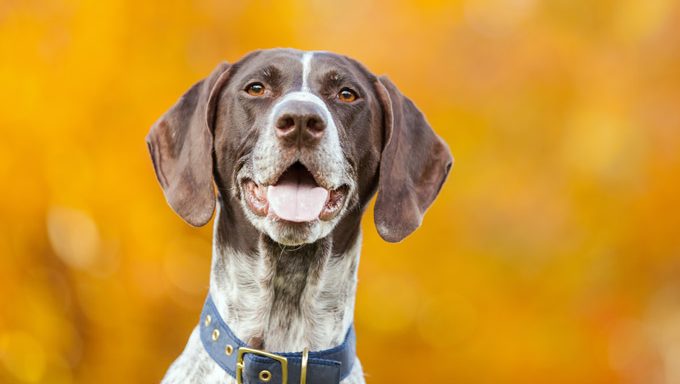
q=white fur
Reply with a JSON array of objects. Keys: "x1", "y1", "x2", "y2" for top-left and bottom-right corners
[{"x1": 301, "y1": 51, "x2": 314, "y2": 91}]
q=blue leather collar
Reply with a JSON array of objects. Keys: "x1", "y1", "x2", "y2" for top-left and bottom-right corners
[{"x1": 199, "y1": 295, "x2": 356, "y2": 384}]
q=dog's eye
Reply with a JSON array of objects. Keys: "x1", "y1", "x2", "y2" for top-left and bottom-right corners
[
  {"x1": 337, "y1": 88, "x2": 358, "y2": 103},
  {"x1": 245, "y1": 82, "x2": 266, "y2": 96}
]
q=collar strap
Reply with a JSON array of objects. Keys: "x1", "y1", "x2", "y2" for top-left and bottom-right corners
[{"x1": 199, "y1": 295, "x2": 356, "y2": 384}]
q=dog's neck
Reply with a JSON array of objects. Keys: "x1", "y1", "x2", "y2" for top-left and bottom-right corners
[{"x1": 207, "y1": 199, "x2": 360, "y2": 352}]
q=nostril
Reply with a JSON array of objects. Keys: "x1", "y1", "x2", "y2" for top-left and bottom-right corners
[
  {"x1": 306, "y1": 116, "x2": 325, "y2": 134},
  {"x1": 276, "y1": 116, "x2": 295, "y2": 134}
]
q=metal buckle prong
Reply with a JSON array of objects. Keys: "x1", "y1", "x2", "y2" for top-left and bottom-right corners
[
  {"x1": 300, "y1": 347, "x2": 309, "y2": 384},
  {"x1": 236, "y1": 347, "x2": 288, "y2": 384}
]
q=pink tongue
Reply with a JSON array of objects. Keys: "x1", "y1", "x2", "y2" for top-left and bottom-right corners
[{"x1": 267, "y1": 168, "x2": 329, "y2": 222}]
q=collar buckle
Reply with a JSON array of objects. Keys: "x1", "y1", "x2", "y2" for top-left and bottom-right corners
[{"x1": 236, "y1": 347, "x2": 288, "y2": 384}]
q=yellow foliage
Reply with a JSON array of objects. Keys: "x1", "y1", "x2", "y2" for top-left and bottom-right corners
[{"x1": 1, "y1": 1, "x2": 679, "y2": 382}]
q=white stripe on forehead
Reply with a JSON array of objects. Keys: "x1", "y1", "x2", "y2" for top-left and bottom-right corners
[{"x1": 301, "y1": 51, "x2": 314, "y2": 91}]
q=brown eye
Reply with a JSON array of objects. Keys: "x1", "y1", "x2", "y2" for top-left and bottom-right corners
[
  {"x1": 245, "y1": 82, "x2": 265, "y2": 96},
  {"x1": 337, "y1": 87, "x2": 358, "y2": 103}
]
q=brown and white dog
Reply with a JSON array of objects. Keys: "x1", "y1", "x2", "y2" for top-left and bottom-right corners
[{"x1": 146, "y1": 48, "x2": 452, "y2": 383}]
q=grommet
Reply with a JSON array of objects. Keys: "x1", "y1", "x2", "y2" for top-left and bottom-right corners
[
  {"x1": 225, "y1": 344, "x2": 234, "y2": 356},
  {"x1": 204, "y1": 315, "x2": 212, "y2": 327},
  {"x1": 258, "y1": 370, "x2": 272, "y2": 382},
  {"x1": 211, "y1": 329, "x2": 220, "y2": 341}
]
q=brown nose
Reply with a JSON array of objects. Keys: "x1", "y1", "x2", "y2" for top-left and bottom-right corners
[{"x1": 274, "y1": 100, "x2": 326, "y2": 147}]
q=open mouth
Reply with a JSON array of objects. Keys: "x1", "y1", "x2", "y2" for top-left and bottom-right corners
[{"x1": 243, "y1": 162, "x2": 348, "y2": 223}]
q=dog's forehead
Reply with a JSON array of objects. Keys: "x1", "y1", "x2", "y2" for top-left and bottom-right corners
[
  {"x1": 245, "y1": 49, "x2": 302, "y2": 69},
  {"x1": 308, "y1": 52, "x2": 361, "y2": 77},
  {"x1": 234, "y1": 49, "x2": 362, "y2": 83}
]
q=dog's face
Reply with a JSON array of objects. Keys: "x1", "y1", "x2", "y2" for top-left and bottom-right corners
[
  {"x1": 147, "y1": 49, "x2": 452, "y2": 246},
  {"x1": 215, "y1": 50, "x2": 380, "y2": 245}
]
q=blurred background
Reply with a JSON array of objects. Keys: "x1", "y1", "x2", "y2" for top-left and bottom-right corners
[{"x1": 1, "y1": 0, "x2": 680, "y2": 383}]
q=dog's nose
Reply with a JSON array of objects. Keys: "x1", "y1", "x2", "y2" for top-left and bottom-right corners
[{"x1": 274, "y1": 101, "x2": 326, "y2": 147}]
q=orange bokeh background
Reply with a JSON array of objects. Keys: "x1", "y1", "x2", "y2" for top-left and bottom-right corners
[{"x1": 2, "y1": 0, "x2": 680, "y2": 383}]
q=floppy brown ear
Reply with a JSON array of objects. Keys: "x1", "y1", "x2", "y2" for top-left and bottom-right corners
[
  {"x1": 373, "y1": 76, "x2": 453, "y2": 242},
  {"x1": 146, "y1": 62, "x2": 231, "y2": 226}
]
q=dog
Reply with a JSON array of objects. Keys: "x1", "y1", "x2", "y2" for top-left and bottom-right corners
[{"x1": 146, "y1": 48, "x2": 453, "y2": 384}]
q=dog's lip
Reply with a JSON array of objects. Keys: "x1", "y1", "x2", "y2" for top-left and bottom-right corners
[
  {"x1": 241, "y1": 164, "x2": 348, "y2": 222},
  {"x1": 268, "y1": 161, "x2": 332, "y2": 190},
  {"x1": 243, "y1": 179, "x2": 269, "y2": 217},
  {"x1": 319, "y1": 185, "x2": 349, "y2": 221}
]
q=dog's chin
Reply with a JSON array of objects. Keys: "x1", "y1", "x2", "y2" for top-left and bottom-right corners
[
  {"x1": 240, "y1": 207, "x2": 343, "y2": 246},
  {"x1": 264, "y1": 219, "x2": 327, "y2": 246}
]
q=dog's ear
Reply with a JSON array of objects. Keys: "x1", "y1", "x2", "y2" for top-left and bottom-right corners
[
  {"x1": 373, "y1": 76, "x2": 453, "y2": 242},
  {"x1": 146, "y1": 62, "x2": 232, "y2": 226}
]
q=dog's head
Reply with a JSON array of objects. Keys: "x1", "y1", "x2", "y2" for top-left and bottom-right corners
[{"x1": 147, "y1": 49, "x2": 452, "y2": 246}]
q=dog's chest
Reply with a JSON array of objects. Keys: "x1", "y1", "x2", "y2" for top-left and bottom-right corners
[{"x1": 210, "y1": 240, "x2": 359, "y2": 351}]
